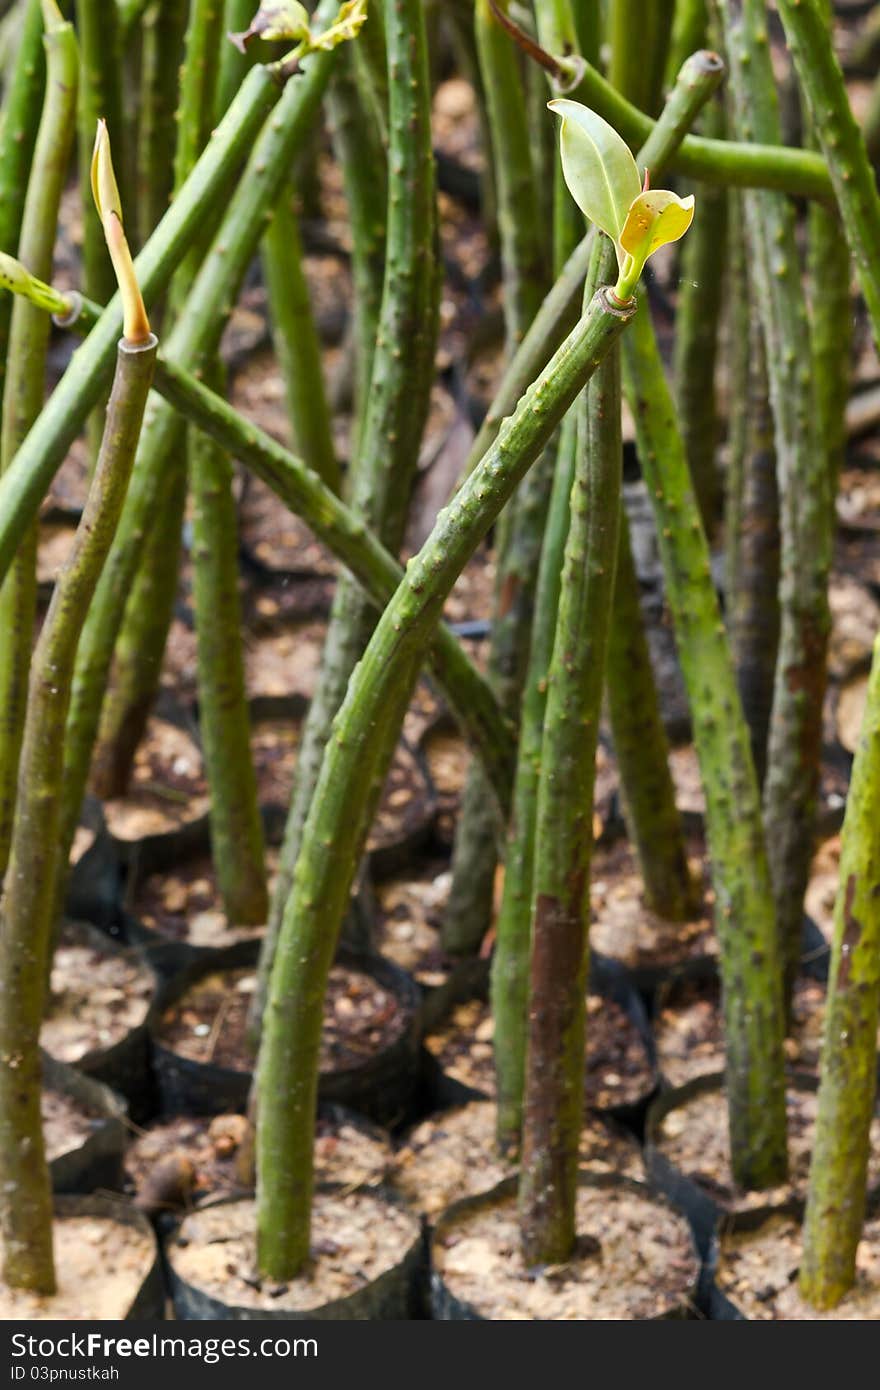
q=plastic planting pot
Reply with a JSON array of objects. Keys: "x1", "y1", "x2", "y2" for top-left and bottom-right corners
[
  {"x1": 705, "y1": 1199, "x2": 805, "y2": 1320},
  {"x1": 429, "y1": 1172, "x2": 700, "y2": 1320},
  {"x1": 419, "y1": 954, "x2": 658, "y2": 1131},
  {"x1": 165, "y1": 1187, "x2": 425, "y2": 1320},
  {"x1": 43, "y1": 1052, "x2": 127, "y2": 1194},
  {"x1": 46, "y1": 922, "x2": 158, "y2": 1124},
  {"x1": 150, "y1": 939, "x2": 423, "y2": 1127},
  {"x1": 644, "y1": 1069, "x2": 832, "y2": 1269},
  {"x1": 53, "y1": 1194, "x2": 165, "y2": 1319}
]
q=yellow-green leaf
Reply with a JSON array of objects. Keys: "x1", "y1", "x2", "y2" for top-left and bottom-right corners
[
  {"x1": 619, "y1": 189, "x2": 695, "y2": 261},
  {"x1": 309, "y1": 0, "x2": 368, "y2": 50},
  {"x1": 229, "y1": 0, "x2": 310, "y2": 53},
  {"x1": 548, "y1": 99, "x2": 641, "y2": 258}
]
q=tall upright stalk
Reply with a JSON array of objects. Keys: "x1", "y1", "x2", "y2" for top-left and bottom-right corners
[
  {"x1": 252, "y1": 0, "x2": 439, "y2": 1030},
  {"x1": 674, "y1": 98, "x2": 727, "y2": 534},
  {"x1": 725, "y1": 260, "x2": 780, "y2": 787},
  {"x1": 491, "y1": 52, "x2": 717, "y2": 1150},
  {"x1": 136, "y1": 0, "x2": 188, "y2": 247},
  {"x1": 442, "y1": 0, "x2": 550, "y2": 958},
  {"x1": 519, "y1": 252, "x2": 622, "y2": 1265},
  {"x1": 326, "y1": 38, "x2": 387, "y2": 445},
  {"x1": 190, "y1": 365, "x2": 267, "y2": 924},
  {"x1": 799, "y1": 634, "x2": 880, "y2": 1310},
  {"x1": 56, "y1": 12, "x2": 343, "y2": 908},
  {"x1": 805, "y1": 0, "x2": 851, "y2": 498},
  {"x1": 255, "y1": 287, "x2": 635, "y2": 1282},
  {"x1": 775, "y1": 0, "x2": 880, "y2": 353},
  {"x1": 719, "y1": 0, "x2": 830, "y2": 1000},
  {"x1": 608, "y1": 0, "x2": 676, "y2": 113},
  {"x1": 0, "y1": 0, "x2": 77, "y2": 883},
  {"x1": 0, "y1": 0, "x2": 45, "y2": 407},
  {"x1": 262, "y1": 190, "x2": 340, "y2": 493},
  {"x1": 89, "y1": 0, "x2": 226, "y2": 801},
  {"x1": 0, "y1": 127, "x2": 155, "y2": 1294},
  {"x1": 77, "y1": 0, "x2": 125, "y2": 300},
  {"x1": 622, "y1": 298, "x2": 788, "y2": 1190}
]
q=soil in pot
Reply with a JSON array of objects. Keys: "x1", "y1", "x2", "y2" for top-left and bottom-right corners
[
  {"x1": 649, "y1": 1074, "x2": 880, "y2": 1216},
  {"x1": 126, "y1": 1109, "x2": 391, "y2": 1217},
  {"x1": 423, "y1": 994, "x2": 654, "y2": 1112},
  {"x1": 41, "y1": 1055, "x2": 127, "y2": 1194},
  {"x1": 713, "y1": 1208, "x2": 880, "y2": 1320},
  {"x1": 390, "y1": 1100, "x2": 642, "y2": 1219},
  {"x1": 167, "y1": 1190, "x2": 421, "y2": 1316},
  {"x1": 653, "y1": 975, "x2": 829, "y2": 1086},
  {"x1": 41, "y1": 923, "x2": 154, "y2": 1066},
  {"x1": 589, "y1": 837, "x2": 716, "y2": 984},
  {"x1": 244, "y1": 620, "x2": 329, "y2": 703},
  {"x1": 128, "y1": 848, "x2": 279, "y2": 951},
  {"x1": 432, "y1": 1175, "x2": 698, "y2": 1319},
  {"x1": 102, "y1": 715, "x2": 210, "y2": 843},
  {"x1": 156, "y1": 961, "x2": 407, "y2": 1075},
  {"x1": 0, "y1": 1202, "x2": 159, "y2": 1320}
]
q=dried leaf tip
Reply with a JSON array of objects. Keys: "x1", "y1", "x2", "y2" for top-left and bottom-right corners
[{"x1": 91, "y1": 120, "x2": 150, "y2": 344}]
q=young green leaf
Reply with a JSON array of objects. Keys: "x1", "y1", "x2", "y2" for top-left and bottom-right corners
[
  {"x1": 548, "y1": 98, "x2": 641, "y2": 262},
  {"x1": 619, "y1": 189, "x2": 695, "y2": 281},
  {"x1": 230, "y1": 1, "x2": 311, "y2": 53},
  {"x1": 308, "y1": 0, "x2": 367, "y2": 50},
  {"x1": 91, "y1": 120, "x2": 150, "y2": 344}
]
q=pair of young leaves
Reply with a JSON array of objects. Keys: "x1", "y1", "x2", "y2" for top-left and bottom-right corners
[{"x1": 550, "y1": 100, "x2": 695, "y2": 301}]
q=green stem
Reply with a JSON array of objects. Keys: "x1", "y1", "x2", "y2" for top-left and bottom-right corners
[
  {"x1": 77, "y1": 0, "x2": 125, "y2": 298},
  {"x1": 719, "y1": 0, "x2": 830, "y2": 1004},
  {"x1": 608, "y1": 0, "x2": 675, "y2": 113},
  {"x1": 4, "y1": 277, "x2": 517, "y2": 814},
  {"x1": 89, "y1": 0, "x2": 227, "y2": 799},
  {"x1": 262, "y1": 190, "x2": 340, "y2": 493},
  {"x1": 441, "y1": 0, "x2": 551, "y2": 958},
  {"x1": 776, "y1": 0, "x2": 880, "y2": 352},
  {"x1": 799, "y1": 634, "x2": 880, "y2": 1310},
  {"x1": 566, "y1": 50, "x2": 832, "y2": 198},
  {"x1": 491, "y1": 49, "x2": 720, "y2": 1150},
  {"x1": 665, "y1": 0, "x2": 709, "y2": 87},
  {"x1": 190, "y1": 364, "x2": 267, "y2": 925},
  {"x1": 673, "y1": 97, "x2": 727, "y2": 534},
  {"x1": 519, "y1": 259, "x2": 622, "y2": 1266},
  {"x1": 0, "y1": 2, "x2": 77, "y2": 883},
  {"x1": 726, "y1": 277, "x2": 780, "y2": 787},
  {"x1": 251, "y1": 0, "x2": 439, "y2": 1038},
  {"x1": 136, "y1": 0, "x2": 188, "y2": 247},
  {"x1": 326, "y1": 39, "x2": 387, "y2": 447},
  {"x1": 606, "y1": 515, "x2": 696, "y2": 918},
  {"x1": 57, "y1": 15, "x2": 341, "y2": 907},
  {"x1": 0, "y1": 0, "x2": 45, "y2": 406},
  {"x1": 0, "y1": 333, "x2": 156, "y2": 1295},
  {"x1": 0, "y1": 58, "x2": 286, "y2": 583},
  {"x1": 622, "y1": 298, "x2": 788, "y2": 1191},
  {"x1": 255, "y1": 286, "x2": 636, "y2": 1282}
]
